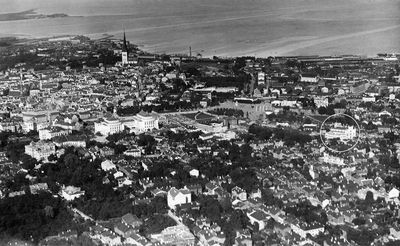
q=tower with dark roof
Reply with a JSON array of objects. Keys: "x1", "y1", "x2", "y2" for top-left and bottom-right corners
[
  {"x1": 122, "y1": 30, "x2": 128, "y2": 52},
  {"x1": 122, "y1": 30, "x2": 129, "y2": 65}
]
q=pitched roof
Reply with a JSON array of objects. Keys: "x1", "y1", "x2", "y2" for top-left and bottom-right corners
[{"x1": 249, "y1": 210, "x2": 269, "y2": 221}]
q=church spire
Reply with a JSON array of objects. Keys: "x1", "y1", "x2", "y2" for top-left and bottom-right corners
[{"x1": 122, "y1": 29, "x2": 128, "y2": 52}]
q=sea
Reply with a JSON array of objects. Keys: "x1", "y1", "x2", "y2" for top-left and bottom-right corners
[{"x1": 0, "y1": 0, "x2": 400, "y2": 58}]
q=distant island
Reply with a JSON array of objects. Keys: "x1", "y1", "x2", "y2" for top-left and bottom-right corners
[{"x1": 0, "y1": 9, "x2": 68, "y2": 22}]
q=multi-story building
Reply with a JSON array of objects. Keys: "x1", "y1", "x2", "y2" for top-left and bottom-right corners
[
  {"x1": 25, "y1": 141, "x2": 56, "y2": 161},
  {"x1": 53, "y1": 135, "x2": 87, "y2": 148},
  {"x1": 124, "y1": 148, "x2": 142, "y2": 157},
  {"x1": 167, "y1": 187, "x2": 191, "y2": 209},
  {"x1": 313, "y1": 96, "x2": 329, "y2": 108},
  {"x1": 22, "y1": 111, "x2": 59, "y2": 132},
  {"x1": 22, "y1": 111, "x2": 47, "y2": 132},
  {"x1": 257, "y1": 72, "x2": 265, "y2": 85},
  {"x1": 325, "y1": 123, "x2": 357, "y2": 140},
  {"x1": 94, "y1": 117, "x2": 123, "y2": 136},
  {"x1": 121, "y1": 111, "x2": 159, "y2": 133},
  {"x1": 38, "y1": 126, "x2": 71, "y2": 140},
  {"x1": 0, "y1": 120, "x2": 20, "y2": 132}
]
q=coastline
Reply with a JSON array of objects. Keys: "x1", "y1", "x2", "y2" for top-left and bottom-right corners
[{"x1": 0, "y1": 9, "x2": 69, "y2": 22}]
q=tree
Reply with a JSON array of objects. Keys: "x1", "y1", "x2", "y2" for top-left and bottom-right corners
[
  {"x1": 248, "y1": 124, "x2": 273, "y2": 141},
  {"x1": 0, "y1": 193, "x2": 76, "y2": 243},
  {"x1": 318, "y1": 107, "x2": 327, "y2": 115},
  {"x1": 20, "y1": 154, "x2": 38, "y2": 170},
  {"x1": 141, "y1": 214, "x2": 176, "y2": 235},
  {"x1": 186, "y1": 66, "x2": 201, "y2": 77},
  {"x1": 304, "y1": 118, "x2": 312, "y2": 124},
  {"x1": 326, "y1": 105, "x2": 336, "y2": 115},
  {"x1": 365, "y1": 191, "x2": 374, "y2": 205},
  {"x1": 240, "y1": 143, "x2": 253, "y2": 158},
  {"x1": 199, "y1": 196, "x2": 223, "y2": 222},
  {"x1": 63, "y1": 152, "x2": 80, "y2": 169},
  {"x1": 230, "y1": 168, "x2": 258, "y2": 193},
  {"x1": 44, "y1": 205, "x2": 54, "y2": 218},
  {"x1": 138, "y1": 134, "x2": 155, "y2": 147}
]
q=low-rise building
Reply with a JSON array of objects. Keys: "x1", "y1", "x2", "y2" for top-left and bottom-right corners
[
  {"x1": 290, "y1": 222, "x2": 324, "y2": 238},
  {"x1": 323, "y1": 153, "x2": 345, "y2": 166},
  {"x1": 61, "y1": 186, "x2": 85, "y2": 201},
  {"x1": 29, "y1": 183, "x2": 49, "y2": 194},
  {"x1": 247, "y1": 209, "x2": 270, "y2": 230},
  {"x1": 90, "y1": 225, "x2": 122, "y2": 246},
  {"x1": 151, "y1": 225, "x2": 195, "y2": 246},
  {"x1": 232, "y1": 186, "x2": 247, "y2": 201}
]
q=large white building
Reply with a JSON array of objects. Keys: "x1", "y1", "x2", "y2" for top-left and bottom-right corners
[
  {"x1": 325, "y1": 123, "x2": 357, "y2": 140},
  {"x1": 25, "y1": 141, "x2": 56, "y2": 161},
  {"x1": 121, "y1": 111, "x2": 159, "y2": 133},
  {"x1": 22, "y1": 111, "x2": 58, "y2": 132},
  {"x1": 95, "y1": 112, "x2": 159, "y2": 135},
  {"x1": 167, "y1": 187, "x2": 191, "y2": 209},
  {"x1": 94, "y1": 117, "x2": 123, "y2": 136},
  {"x1": 39, "y1": 127, "x2": 71, "y2": 140}
]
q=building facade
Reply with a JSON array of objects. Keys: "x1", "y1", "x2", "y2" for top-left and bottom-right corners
[
  {"x1": 39, "y1": 127, "x2": 71, "y2": 140},
  {"x1": 121, "y1": 111, "x2": 159, "y2": 133},
  {"x1": 95, "y1": 117, "x2": 123, "y2": 136},
  {"x1": 325, "y1": 123, "x2": 357, "y2": 140},
  {"x1": 25, "y1": 141, "x2": 56, "y2": 161},
  {"x1": 167, "y1": 187, "x2": 192, "y2": 209}
]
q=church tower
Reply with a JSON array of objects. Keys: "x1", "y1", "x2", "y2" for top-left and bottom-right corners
[{"x1": 121, "y1": 30, "x2": 129, "y2": 65}]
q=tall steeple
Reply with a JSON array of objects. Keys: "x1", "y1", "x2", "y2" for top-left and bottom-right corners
[
  {"x1": 122, "y1": 29, "x2": 128, "y2": 53},
  {"x1": 121, "y1": 29, "x2": 129, "y2": 65}
]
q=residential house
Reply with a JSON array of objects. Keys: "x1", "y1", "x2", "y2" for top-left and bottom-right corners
[
  {"x1": 247, "y1": 209, "x2": 270, "y2": 230},
  {"x1": 61, "y1": 186, "x2": 85, "y2": 201},
  {"x1": 167, "y1": 187, "x2": 192, "y2": 209}
]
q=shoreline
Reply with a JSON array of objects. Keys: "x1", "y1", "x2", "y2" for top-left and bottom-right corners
[
  {"x1": 0, "y1": 9, "x2": 69, "y2": 22},
  {"x1": 2, "y1": 31, "x2": 398, "y2": 59}
]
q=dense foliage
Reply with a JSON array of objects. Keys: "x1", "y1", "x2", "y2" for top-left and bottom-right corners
[{"x1": 0, "y1": 193, "x2": 76, "y2": 243}]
